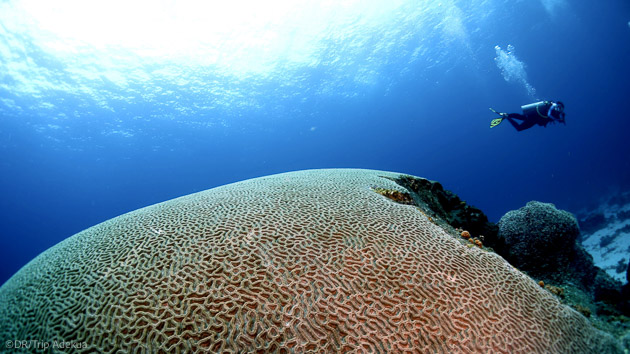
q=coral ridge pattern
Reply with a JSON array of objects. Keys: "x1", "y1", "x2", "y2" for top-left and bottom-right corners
[{"x1": 0, "y1": 169, "x2": 620, "y2": 352}]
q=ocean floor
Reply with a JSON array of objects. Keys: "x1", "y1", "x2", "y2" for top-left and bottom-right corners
[{"x1": 578, "y1": 191, "x2": 630, "y2": 285}]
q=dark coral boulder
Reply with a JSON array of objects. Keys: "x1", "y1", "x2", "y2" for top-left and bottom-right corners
[
  {"x1": 497, "y1": 201, "x2": 629, "y2": 317},
  {"x1": 497, "y1": 201, "x2": 581, "y2": 278}
]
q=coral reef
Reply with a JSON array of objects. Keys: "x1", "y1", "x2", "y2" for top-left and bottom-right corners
[
  {"x1": 498, "y1": 201, "x2": 630, "y2": 346},
  {"x1": 393, "y1": 175, "x2": 499, "y2": 249},
  {"x1": 545, "y1": 284, "x2": 565, "y2": 298},
  {"x1": 372, "y1": 187, "x2": 414, "y2": 205},
  {"x1": 575, "y1": 304, "x2": 592, "y2": 318},
  {"x1": 0, "y1": 169, "x2": 620, "y2": 352},
  {"x1": 497, "y1": 201, "x2": 626, "y2": 296}
]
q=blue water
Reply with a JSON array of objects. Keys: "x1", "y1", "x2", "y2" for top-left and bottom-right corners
[{"x1": 1, "y1": 1, "x2": 629, "y2": 286}]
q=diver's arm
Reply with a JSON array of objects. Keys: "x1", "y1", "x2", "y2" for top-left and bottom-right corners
[{"x1": 547, "y1": 103, "x2": 558, "y2": 118}]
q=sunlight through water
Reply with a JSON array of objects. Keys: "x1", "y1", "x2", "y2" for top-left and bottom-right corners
[
  {"x1": 11, "y1": 0, "x2": 406, "y2": 76},
  {"x1": 0, "y1": 0, "x2": 483, "y2": 129}
]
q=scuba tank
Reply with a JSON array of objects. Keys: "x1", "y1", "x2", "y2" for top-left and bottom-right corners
[{"x1": 521, "y1": 101, "x2": 551, "y2": 119}]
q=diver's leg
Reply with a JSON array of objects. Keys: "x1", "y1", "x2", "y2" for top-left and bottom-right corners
[
  {"x1": 506, "y1": 113, "x2": 525, "y2": 121},
  {"x1": 505, "y1": 114, "x2": 535, "y2": 132}
]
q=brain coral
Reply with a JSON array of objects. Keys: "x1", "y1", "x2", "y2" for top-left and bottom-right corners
[{"x1": 0, "y1": 169, "x2": 621, "y2": 352}]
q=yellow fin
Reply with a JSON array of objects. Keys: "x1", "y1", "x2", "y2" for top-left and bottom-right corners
[{"x1": 490, "y1": 118, "x2": 503, "y2": 128}]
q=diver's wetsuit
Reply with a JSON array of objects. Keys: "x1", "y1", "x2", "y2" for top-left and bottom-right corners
[
  {"x1": 504, "y1": 113, "x2": 550, "y2": 132},
  {"x1": 503, "y1": 101, "x2": 564, "y2": 132}
]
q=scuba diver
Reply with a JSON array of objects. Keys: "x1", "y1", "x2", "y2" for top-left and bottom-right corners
[{"x1": 489, "y1": 100, "x2": 565, "y2": 131}]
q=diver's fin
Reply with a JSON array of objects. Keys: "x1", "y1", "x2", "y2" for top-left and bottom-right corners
[
  {"x1": 489, "y1": 107, "x2": 502, "y2": 116},
  {"x1": 489, "y1": 108, "x2": 507, "y2": 127},
  {"x1": 490, "y1": 118, "x2": 503, "y2": 128}
]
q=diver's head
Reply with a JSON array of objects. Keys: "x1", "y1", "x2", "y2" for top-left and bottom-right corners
[
  {"x1": 554, "y1": 101, "x2": 565, "y2": 113},
  {"x1": 555, "y1": 101, "x2": 567, "y2": 124},
  {"x1": 551, "y1": 101, "x2": 566, "y2": 124}
]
